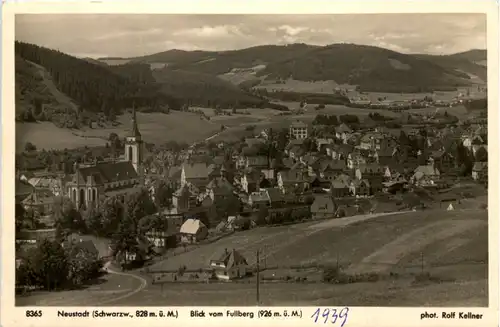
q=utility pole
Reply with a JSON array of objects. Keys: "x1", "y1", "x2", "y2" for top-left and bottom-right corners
[
  {"x1": 420, "y1": 252, "x2": 424, "y2": 274},
  {"x1": 256, "y1": 249, "x2": 260, "y2": 305},
  {"x1": 336, "y1": 250, "x2": 340, "y2": 272}
]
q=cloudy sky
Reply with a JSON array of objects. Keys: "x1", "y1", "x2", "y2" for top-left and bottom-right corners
[{"x1": 15, "y1": 14, "x2": 486, "y2": 58}]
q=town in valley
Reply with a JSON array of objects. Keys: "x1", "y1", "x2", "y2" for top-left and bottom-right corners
[{"x1": 14, "y1": 14, "x2": 489, "y2": 307}]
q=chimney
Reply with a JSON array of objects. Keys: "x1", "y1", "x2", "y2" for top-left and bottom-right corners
[{"x1": 225, "y1": 248, "x2": 228, "y2": 255}]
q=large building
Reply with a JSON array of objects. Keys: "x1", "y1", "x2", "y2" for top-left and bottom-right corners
[
  {"x1": 65, "y1": 108, "x2": 144, "y2": 209},
  {"x1": 289, "y1": 120, "x2": 308, "y2": 140}
]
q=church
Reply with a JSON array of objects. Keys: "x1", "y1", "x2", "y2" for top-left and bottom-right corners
[{"x1": 66, "y1": 108, "x2": 145, "y2": 209}]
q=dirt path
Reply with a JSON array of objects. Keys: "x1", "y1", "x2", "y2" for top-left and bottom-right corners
[
  {"x1": 95, "y1": 262, "x2": 148, "y2": 305},
  {"x1": 346, "y1": 218, "x2": 485, "y2": 274}
]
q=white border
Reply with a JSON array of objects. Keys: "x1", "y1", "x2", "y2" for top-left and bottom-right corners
[{"x1": 1, "y1": 1, "x2": 499, "y2": 327}]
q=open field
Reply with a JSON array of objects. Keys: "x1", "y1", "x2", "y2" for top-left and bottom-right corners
[
  {"x1": 129, "y1": 209, "x2": 487, "y2": 306},
  {"x1": 16, "y1": 111, "x2": 222, "y2": 151},
  {"x1": 149, "y1": 209, "x2": 487, "y2": 275},
  {"x1": 255, "y1": 79, "x2": 346, "y2": 94}
]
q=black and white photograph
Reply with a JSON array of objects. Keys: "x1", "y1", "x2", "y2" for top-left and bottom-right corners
[{"x1": 12, "y1": 12, "x2": 490, "y2": 308}]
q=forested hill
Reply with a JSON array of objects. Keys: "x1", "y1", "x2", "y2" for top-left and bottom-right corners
[
  {"x1": 15, "y1": 41, "x2": 181, "y2": 114},
  {"x1": 258, "y1": 44, "x2": 473, "y2": 93},
  {"x1": 121, "y1": 43, "x2": 482, "y2": 93},
  {"x1": 15, "y1": 42, "x2": 288, "y2": 129}
]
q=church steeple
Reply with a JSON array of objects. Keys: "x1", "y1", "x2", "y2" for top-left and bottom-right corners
[
  {"x1": 130, "y1": 104, "x2": 142, "y2": 139},
  {"x1": 124, "y1": 103, "x2": 144, "y2": 173}
]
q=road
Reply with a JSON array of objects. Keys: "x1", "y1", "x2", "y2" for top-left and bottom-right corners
[
  {"x1": 95, "y1": 262, "x2": 148, "y2": 305},
  {"x1": 16, "y1": 261, "x2": 148, "y2": 306}
]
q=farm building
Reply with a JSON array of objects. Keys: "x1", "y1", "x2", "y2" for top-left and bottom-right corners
[
  {"x1": 310, "y1": 195, "x2": 337, "y2": 219},
  {"x1": 180, "y1": 218, "x2": 208, "y2": 244},
  {"x1": 209, "y1": 248, "x2": 249, "y2": 281}
]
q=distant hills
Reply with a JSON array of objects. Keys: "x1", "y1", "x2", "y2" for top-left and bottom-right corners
[
  {"x1": 107, "y1": 43, "x2": 487, "y2": 93},
  {"x1": 15, "y1": 41, "x2": 486, "y2": 130}
]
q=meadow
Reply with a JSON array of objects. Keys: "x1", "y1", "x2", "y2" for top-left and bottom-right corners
[
  {"x1": 16, "y1": 111, "x2": 222, "y2": 152},
  {"x1": 149, "y1": 209, "x2": 487, "y2": 276},
  {"x1": 128, "y1": 209, "x2": 487, "y2": 307}
]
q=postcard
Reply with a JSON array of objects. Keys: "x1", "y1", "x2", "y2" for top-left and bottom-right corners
[{"x1": 1, "y1": 1, "x2": 498, "y2": 327}]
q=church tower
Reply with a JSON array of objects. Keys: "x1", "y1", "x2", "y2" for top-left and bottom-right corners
[{"x1": 124, "y1": 106, "x2": 144, "y2": 173}]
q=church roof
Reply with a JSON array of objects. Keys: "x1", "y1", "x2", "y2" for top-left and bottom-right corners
[{"x1": 74, "y1": 161, "x2": 138, "y2": 185}]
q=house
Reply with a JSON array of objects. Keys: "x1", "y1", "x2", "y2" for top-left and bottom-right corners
[
  {"x1": 21, "y1": 189, "x2": 55, "y2": 216},
  {"x1": 144, "y1": 209, "x2": 184, "y2": 249},
  {"x1": 27, "y1": 174, "x2": 64, "y2": 196},
  {"x1": 336, "y1": 123, "x2": 353, "y2": 140},
  {"x1": 310, "y1": 176, "x2": 331, "y2": 190},
  {"x1": 330, "y1": 180, "x2": 350, "y2": 198},
  {"x1": 430, "y1": 150, "x2": 455, "y2": 171},
  {"x1": 240, "y1": 170, "x2": 268, "y2": 193},
  {"x1": 245, "y1": 156, "x2": 269, "y2": 170},
  {"x1": 350, "y1": 179, "x2": 371, "y2": 197},
  {"x1": 172, "y1": 183, "x2": 199, "y2": 212},
  {"x1": 289, "y1": 120, "x2": 308, "y2": 140},
  {"x1": 472, "y1": 162, "x2": 488, "y2": 182},
  {"x1": 16, "y1": 179, "x2": 35, "y2": 204},
  {"x1": 347, "y1": 152, "x2": 367, "y2": 169},
  {"x1": 318, "y1": 160, "x2": 347, "y2": 180},
  {"x1": 64, "y1": 233, "x2": 112, "y2": 259},
  {"x1": 316, "y1": 138, "x2": 334, "y2": 152},
  {"x1": 209, "y1": 248, "x2": 249, "y2": 280},
  {"x1": 277, "y1": 170, "x2": 310, "y2": 193},
  {"x1": 179, "y1": 219, "x2": 209, "y2": 244},
  {"x1": 355, "y1": 164, "x2": 384, "y2": 180},
  {"x1": 244, "y1": 137, "x2": 266, "y2": 148},
  {"x1": 374, "y1": 148, "x2": 395, "y2": 166},
  {"x1": 181, "y1": 163, "x2": 211, "y2": 191},
  {"x1": 64, "y1": 238, "x2": 100, "y2": 260},
  {"x1": 248, "y1": 191, "x2": 271, "y2": 208},
  {"x1": 265, "y1": 188, "x2": 286, "y2": 208},
  {"x1": 412, "y1": 165, "x2": 440, "y2": 185},
  {"x1": 310, "y1": 195, "x2": 337, "y2": 219}
]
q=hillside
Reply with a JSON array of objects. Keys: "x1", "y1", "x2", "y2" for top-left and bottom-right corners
[
  {"x1": 259, "y1": 44, "x2": 472, "y2": 93},
  {"x1": 15, "y1": 42, "x2": 181, "y2": 123},
  {"x1": 415, "y1": 52, "x2": 487, "y2": 83},
  {"x1": 125, "y1": 44, "x2": 319, "y2": 76},
  {"x1": 121, "y1": 43, "x2": 480, "y2": 93},
  {"x1": 15, "y1": 42, "x2": 286, "y2": 130},
  {"x1": 449, "y1": 49, "x2": 487, "y2": 63}
]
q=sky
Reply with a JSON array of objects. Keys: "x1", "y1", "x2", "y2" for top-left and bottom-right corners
[{"x1": 15, "y1": 14, "x2": 486, "y2": 59}]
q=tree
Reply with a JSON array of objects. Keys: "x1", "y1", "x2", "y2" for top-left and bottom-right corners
[
  {"x1": 24, "y1": 142, "x2": 37, "y2": 152},
  {"x1": 475, "y1": 147, "x2": 488, "y2": 162},
  {"x1": 66, "y1": 245, "x2": 102, "y2": 286},
  {"x1": 82, "y1": 205, "x2": 102, "y2": 235},
  {"x1": 100, "y1": 196, "x2": 123, "y2": 237},
  {"x1": 32, "y1": 239, "x2": 69, "y2": 290},
  {"x1": 15, "y1": 203, "x2": 26, "y2": 234},
  {"x1": 154, "y1": 181, "x2": 173, "y2": 209},
  {"x1": 53, "y1": 196, "x2": 86, "y2": 237}
]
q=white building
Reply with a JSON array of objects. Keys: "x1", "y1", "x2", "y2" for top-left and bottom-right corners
[
  {"x1": 209, "y1": 248, "x2": 249, "y2": 281},
  {"x1": 289, "y1": 120, "x2": 308, "y2": 140}
]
